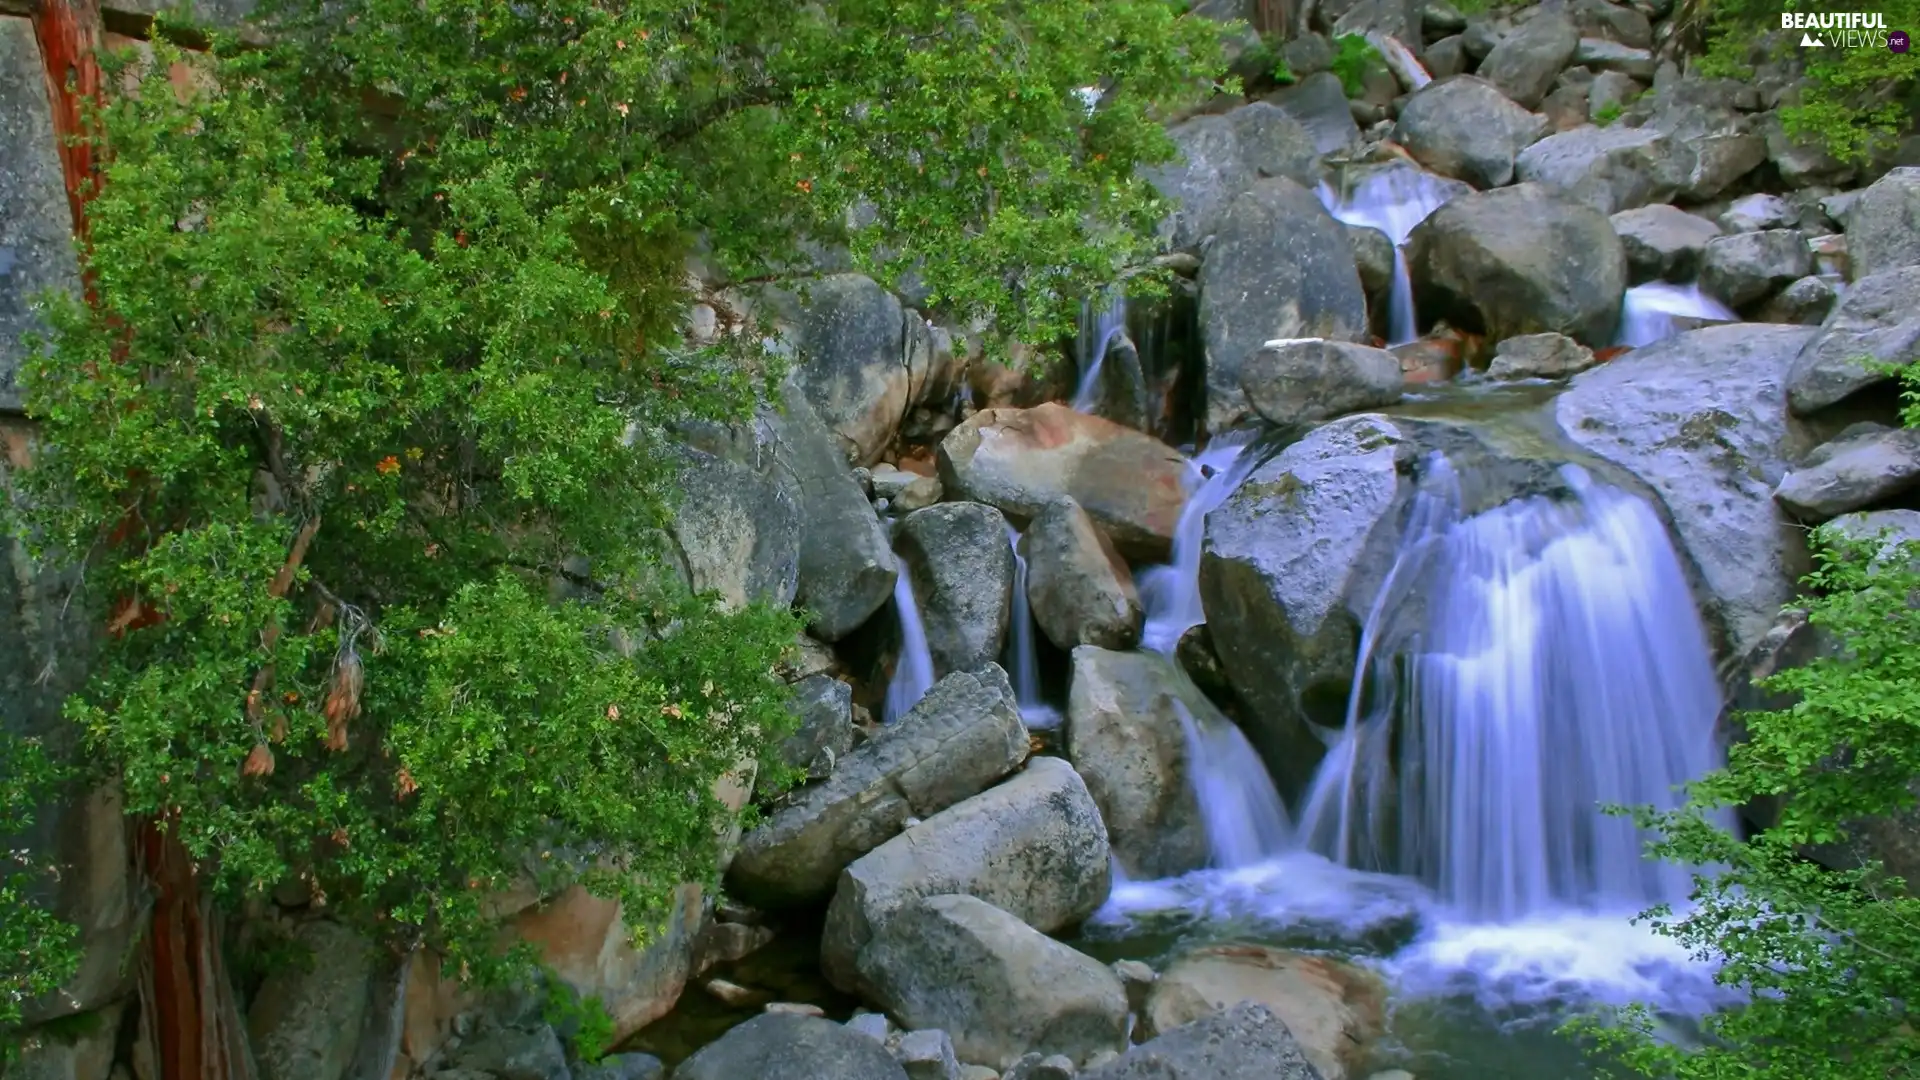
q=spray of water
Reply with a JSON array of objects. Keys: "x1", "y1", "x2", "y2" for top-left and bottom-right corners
[
  {"x1": 882, "y1": 568, "x2": 936, "y2": 724},
  {"x1": 1318, "y1": 165, "x2": 1461, "y2": 346},
  {"x1": 1138, "y1": 429, "x2": 1265, "y2": 653},
  {"x1": 1616, "y1": 283, "x2": 1737, "y2": 348}
]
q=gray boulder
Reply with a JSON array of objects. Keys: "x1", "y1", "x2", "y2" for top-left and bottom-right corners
[
  {"x1": 577, "y1": 1053, "x2": 665, "y2": 1080},
  {"x1": 1065, "y1": 647, "x2": 1211, "y2": 879},
  {"x1": 1077, "y1": 1003, "x2": 1326, "y2": 1080},
  {"x1": 898, "y1": 503, "x2": 1016, "y2": 675},
  {"x1": 1774, "y1": 429, "x2": 1920, "y2": 524},
  {"x1": 1787, "y1": 266, "x2": 1920, "y2": 415},
  {"x1": 1611, "y1": 204, "x2": 1722, "y2": 283},
  {"x1": 1423, "y1": 35, "x2": 1467, "y2": 78},
  {"x1": 768, "y1": 675, "x2": 854, "y2": 787},
  {"x1": 1700, "y1": 230, "x2": 1814, "y2": 309},
  {"x1": 1514, "y1": 125, "x2": 1679, "y2": 214},
  {"x1": 1555, "y1": 323, "x2": 1818, "y2": 657},
  {"x1": 1024, "y1": 498, "x2": 1143, "y2": 652},
  {"x1": 0, "y1": 18, "x2": 83, "y2": 413},
  {"x1": 821, "y1": 756, "x2": 1111, "y2": 992},
  {"x1": 675, "y1": 1012, "x2": 908, "y2": 1080},
  {"x1": 1842, "y1": 166, "x2": 1920, "y2": 280},
  {"x1": 1757, "y1": 275, "x2": 1840, "y2": 327},
  {"x1": 668, "y1": 449, "x2": 801, "y2": 610},
  {"x1": 1143, "y1": 103, "x2": 1324, "y2": 252},
  {"x1": 894, "y1": 1029, "x2": 963, "y2": 1080},
  {"x1": 1267, "y1": 72, "x2": 1363, "y2": 156},
  {"x1": 1407, "y1": 183, "x2": 1627, "y2": 346},
  {"x1": 1239, "y1": 339, "x2": 1404, "y2": 428},
  {"x1": 1570, "y1": 0, "x2": 1653, "y2": 47},
  {"x1": 1573, "y1": 38, "x2": 1654, "y2": 79},
  {"x1": 854, "y1": 895, "x2": 1129, "y2": 1071},
  {"x1": 247, "y1": 921, "x2": 376, "y2": 1080},
  {"x1": 1487, "y1": 332, "x2": 1597, "y2": 379},
  {"x1": 1198, "y1": 179, "x2": 1370, "y2": 434},
  {"x1": 726, "y1": 667, "x2": 1029, "y2": 907},
  {"x1": 1720, "y1": 194, "x2": 1800, "y2": 234},
  {"x1": 1586, "y1": 71, "x2": 1642, "y2": 120},
  {"x1": 1634, "y1": 81, "x2": 1769, "y2": 200},
  {"x1": 1394, "y1": 77, "x2": 1550, "y2": 189},
  {"x1": 1476, "y1": 11, "x2": 1579, "y2": 109},
  {"x1": 446, "y1": 1024, "x2": 572, "y2": 1080},
  {"x1": 1344, "y1": 223, "x2": 1396, "y2": 299}
]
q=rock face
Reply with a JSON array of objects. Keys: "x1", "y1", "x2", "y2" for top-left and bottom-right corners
[
  {"x1": 821, "y1": 756, "x2": 1112, "y2": 993},
  {"x1": 898, "y1": 502, "x2": 1016, "y2": 675},
  {"x1": 1144, "y1": 947, "x2": 1385, "y2": 1080},
  {"x1": 1786, "y1": 266, "x2": 1920, "y2": 416},
  {"x1": 669, "y1": 449, "x2": 802, "y2": 610},
  {"x1": 1408, "y1": 183, "x2": 1627, "y2": 346},
  {"x1": 1393, "y1": 76, "x2": 1549, "y2": 189},
  {"x1": 1143, "y1": 103, "x2": 1324, "y2": 251},
  {"x1": 939, "y1": 404, "x2": 1191, "y2": 560},
  {"x1": 247, "y1": 920, "x2": 376, "y2": 1080},
  {"x1": 727, "y1": 667, "x2": 1029, "y2": 908},
  {"x1": 1843, "y1": 167, "x2": 1920, "y2": 281},
  {"x1": 1197, "y1": 178, "x2": 1371, "y2": 435},
  {"x1": 1700, "y1": 230, "x2": 1813, "y2": 309},
  {"x1": 769, "y1": 674, "x2": 854, "y2": 786},
  {"x1": 1555, "y1": 323, "x2": 1818, "y2": 657},
  {"x1": 1239, "y1": 339, "x2": 1404, "y2": 428},
  {"x1": 1774, "y1": 429, "x2": 1920, "y2": 523},
  {"x1": 1023, "y1": 499, "x2": 1143, "y2": 651},
  {"x1": 1077, "y1": 1003, "x2": 1326, "y2": 1080},
  {"x1": 513, "y1": 878, "x2": 705, "y2": 1042},
  {"x1": 1476, "y1": 10, "x2": 1579, "y2": 108},
  {"x1": 1064, "y1": 647, "x2": 1210, "y2": 879},
  {"x1": 854, "y1": 895, "x2": 1130, "y2": 1071},
  {"x1": 1612, "y1": 204, "x2": 1721, "y2": 284},
  {"x1": 0, "y1": 17, "x2": 83, "y2": 413},
  {"x1": 675, "y1": 1012, "x2": 909, "y2": 1080}
]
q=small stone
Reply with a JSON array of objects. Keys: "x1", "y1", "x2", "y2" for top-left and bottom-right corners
[
  {"x1": 1487, "y1": 332, "x2": 1597, "y2": 379},
  {"x1": 848, "y1": 1012, "x2": 894, "y2": 1042},
  {"x1": 1367, "y1": 1071, "x2": 1416, "y2": 1080},
  {"x1": 1002, "y1": 1053, "x2": 1076, "y2": 1080},
  {"x1": 958, "y1": 1068, "x2": 1000, "y2": 1080},
  {"x1": 1111, "y1": 960, "x2": 1158, "y2": 1016},
  {"x1": 895, "y1": 1029, "x2": 963, "y2": 1080},
  {"x1": 704, "y1": 979, "x2": 771, "y2": 1009},
  {"x1": 764, "y1": 1002, "x2": 828, "y2": 1018},
  {"x1": 1082, "y1": 1050, "x2": 1120, "y2": 1070}
]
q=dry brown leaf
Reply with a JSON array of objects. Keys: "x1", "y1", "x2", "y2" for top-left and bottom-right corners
[
  {"x1": 324, "y1": 651, "x2": 363, "y2": 751},
  {"x1": 242, "y1": 743, "x2": 275, "y2": 778},
  {"x1": 396, "y1": 765, "x2": 420, "y2": 799}
]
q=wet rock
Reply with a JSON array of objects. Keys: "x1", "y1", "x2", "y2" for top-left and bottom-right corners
[
  {"x1": 898, "y1": 502, "x2": 1016, "y2": 675},
  {"x1": 765, "y1": 674, "x2": 853, "y2": 788},
  {"x1": 1239, "y1": 339, "x2": 1404, "y2": 428},
  {"x1": 1268, "y1": 72, "x2": 1363, "y2": 157},
  {"x1": 1408, "y1": 183, "x2": 1628, "y2": 346},
  {"x1": 1077, "y1": 1002, "x2": 1325, "y2": 1080},
  {"x1": 1079, "y1": 333, "x2": 1152, "y2": 434},
  {"x1": 1787, "y1": 266, "x2": 1920, "y2": 415},
  {"x1": 1515, "y1": 125, "x2": 1682, "y2": 214},
  {"x1": 727, "y1": 666, "x2": 1029, "y2": 908},
  {"x1": 1773, "y1": 429, "x2": 1920, "y2": 524},
  {"x1": 1024, "y1": 498, "x2": 1142, "y2": 651},
  {"x1": 1198, "y1": 178, "x2": 1371, "y2": 434},
  {"x1": 853, "y1": 895, "x2": 1129, "y2": 1072},
  {"x1": 1393, "y1": 77, "x2": 1550, "y2": 189},
  {"x1": 872, "y1": 464, "x2": 944, "y2": 513},
  {"x1": 1065, "y1": 647, "x2": 1210, "y2": 879},
  {"x1": 938, "y1": 404, "x2": 1190, "y2": 560},
  {"x1": 1842, "y1": 166, "x2": 1920, "y2": 280},
  {"x1": 894, "y1": 1028, "x2": 963, "y2": 1080},
  {"x1": 444, "y1": 1023, "x2": 571, "y2": 1080},
  {"x1": 1144, "y1": 946, "x2": 1386, "y2": 1080},
  {"x1": 1611, "y1": 204, "x2": 1722, "y2": 284},
  {"x1": 1555, "y1": 323, "x2": 1819, "y2": 656},
  {"x1": 1476, "y1": 11, "x2": 1579, "y2": 109},
  {"x1": 1113, "y1": 959, "x2": 1158, "y2": 1015},
  {"x1": 675, "y1": 1012, "x2": 909, "y2": 1080},
  {"x1": 1720, "y1": 194, "x2": 1800, "y2": 233},
  {"x1": 1700, "y1": 230, "x2": 1814, "y2": 308},
  {"x1": 1487, "y1": 332, "x2": 1597, "y2": 379},
  {"x1": 248, "y1": 920, "x2": 375, "y2": 1080},
  {"x1": 1756, "y1": 275, "x2": 1839, "y2": 326},
  {"x1": 1143, "y1": 103, "x2": 1324, "y2": 252},
  {"x1": 0, "y1": 17, "x2": 83, "y2": 412},
  {"x1": 1343, "y1": 223, "x2": 1396, "y2": 299},
  {"x1": 668, "y1": 449, "x2": 801, "y2": 610},
  {"x1": 821, "y1": 757, "x2": 1112, "y2": 993}
]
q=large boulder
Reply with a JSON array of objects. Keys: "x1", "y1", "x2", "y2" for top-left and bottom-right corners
[
  {"x1": 1773, "y1": 429, "x2": 1920, "y2": 524},
  {"x1": 1143, "y1": 103, "x2": 1324, "y2": 252},
  {"x1": 1198, "y1": 179, "x2": 1370, "y2": 434},
  {"x1": 1787, "y1": 265, "x2": 1920, "y2": 415},
  {"x1": 1064, "y1": 647, "x2": 1210, "y2": 879},
  {"x1": 1239, "y1": 338, "x2": 1404, "y2": 428},
  {"x1": 854, "y1": 895, "x2": 1130, "y2": 1071},
  {"x1": 1024, "y1": 498, "x2": 1143, "y2": 652},
  {"x1": 726, "y1": 667, "x2": 1029, "y2": 908},
  {"x1": 898, "y1": 503, "x2": 1016, "y2": 675},
  {"x1": 1407, "y1": 183, "x2": 1627, "y2": 346},
  {"x1": 1699, "y1": 230, "x2": 1814, "y2": 309},
  {"x1": 0, "y1": 18, "x2": 82, "y2": 413},
  {"x1": 248, "y1": 920, "x2": 377, "y2": 1080},
  {"x1": 1633, "y1": 80, "x2": 1769, "y2": 200},
  {"x1": 1476, "y1": 10, "x2": 1579, "y2": 109},
  {"x1": 1555, "y1": 323, "x2": 1819, "y2": 657},
  {"x1": 1268, "y1": 71, "x2": 1362, "y2": 156},
  {"x1": 1514, "y1": 125, "x2": 1681, "y2": 215},
  {"x1": 1393, "y1": 76, "x2": 1550, "y2": 189},
  {"x1": 668, "y1": 449, "x2": 801, "y2": 610},
  {"x1": 768, "y1": 674, "x2": 855, "y2": 787},
  {"x1": 1611, "y1": 204, "x2": 1722, "y2": 284},
  {"x1": 1842, "y1": 166, "x2": 1920, "y2": 281},
  {"x1": 675, "y1": 1012, "x2": 909, "y2": 1080},
  {"x1": 939, "y1": 404, "x2": 1190, "y2": 560},
  {"x1": 1143, "y1": 946, "x2": 1386, "y2": 1080},
  {"x1": 820, "y1": 756, "x2": 1111, "y2": 993},
  {"x1": 1078, "y1": 1003, "x2": 1326, "y2": 1080}
]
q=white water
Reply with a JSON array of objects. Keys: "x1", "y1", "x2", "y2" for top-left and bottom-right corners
[
  {"x1": 1137, "y1": 429, "x2": 1264, "y2": 653},
  {"x1": 1072, "y1": 290, "x2": 1129, "y2": 413},
  {"x1": 1318, "y1": 165, "x2": 1460, "y2": 346},
  {"x1": 1003, "y1": 527, "x2": 1062, "y2": 728},
  {"x1": 882, "y1": 568, "x2": 936, "y2": 724},
  {"x1": 1176, "y1": 699, "x2": 1292, "y2": 868},
  {"x1": 1616, "y1": 282, "x2": 1737, "y2": 348}
]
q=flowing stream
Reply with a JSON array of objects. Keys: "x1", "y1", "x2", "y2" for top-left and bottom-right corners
[
  {"x1": 1318, "y1": 165, "x2": 1461, "y2": 346},
  {"x1": 1073, "y1": 290, "x2": 1130, "y2": 412},
  {"x1": 1003, "y1": 527, "x2": 1062, "y2": 728},
  {"x1": 882, "y1": 566, "x2": 935, "y2": 724},
  {"x1": 1616, "y1": 282, "x2": 1737, "y2": 348},
  {"x1": 1137, "y1": 429, "x2": 1264, "y2": 653}
]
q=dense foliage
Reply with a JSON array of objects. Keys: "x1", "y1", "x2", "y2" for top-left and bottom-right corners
[
  {"x1": 0, "y1": 734, "x2": 81, "y2": 1053},
  {"x1": 11, "y1": 0, "x2": 1224, "y2": 980},
  {"x1": 1681, "y1": 0, "x2": 1920, "y2": 163},
  {"x1": 1585, "y1": 372, "x2": 1920, "y2": 1080}
]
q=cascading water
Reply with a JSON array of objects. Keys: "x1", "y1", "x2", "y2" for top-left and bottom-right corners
[
  {"x1": 1072, "y1": 289, "x2": 1129, "y2": 412},
  {"x1": 1002, "y1": 527, "x2": 1062, "y2": 728},
  {"x1": 1297, "y1": 456, "x2": 1728, "y2": 921},
  {"x1": 882, "y1": 568, "x2": 936, "y2": 724},
  {"x1": 1318, "y1": 165, "x2": 1460, "y2": 346},
  {"x1": 1176, "y1": 698, "x2": 1292, "y2": 869},
  {"x1": 1138, "y1": 429, "x2": 1263, "y2": 653},
  {"x1": 1615, "y1": 282, "x2": 1737, "y2": 348}
]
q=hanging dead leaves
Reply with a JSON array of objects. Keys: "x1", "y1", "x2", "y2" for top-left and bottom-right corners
[{"x1": 324, "y1": 649, "x2": 364, "y2": 752}]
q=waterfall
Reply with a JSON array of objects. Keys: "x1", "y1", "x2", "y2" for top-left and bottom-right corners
[
  {"x1": 1318, "y1": 165, "x2": 1460, "y2": 346},
  {"x1": 1003, "y1": 527, "x2": 1062, "y2": 728},
  {"x1": 1138, "y1": 429, "x2": 1264, "y2": 653},
  {"x1": 1297, "y1": 456, "x2": 1728, "y2": 921},
  {"x1": 883, "y1": 568, "x2": 936, "y2": 724},
  {"x1": 1177, "y1": 698, "x2": 1293, "y2": 869},
  {"x1": 1616, "y1": 282, "x2": 1738, "y2": 348},
  {"x1": 1072, "y1": 290, "x2": 1129, "y2": 413}
]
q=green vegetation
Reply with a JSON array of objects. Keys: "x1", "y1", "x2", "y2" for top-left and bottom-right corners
[
  {"x1": 1331, "y1": 33, "x2": 1385, "y2": 99},
  {"x1": 1583, "y1": 366, "x2": 1920, "y2": 1080},
  {"x1": 1593, "y1": 101, "x2": 1625, "y2": 126},
  {"x1": 542, "y1": 977, "x2": 618, "y2": 1064},
  {"x1": 1682, "y1": 0, "x2": 1920, "y2": 163},
  {"x1": 0, "y1": 734, "x2": 81, "y2": 1057},
  {"x1": 10, "y1": 0, "x2": 1222, "y2": 990}
]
